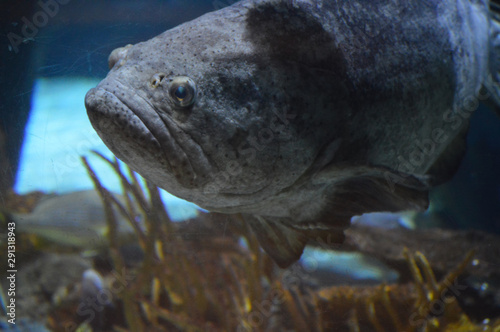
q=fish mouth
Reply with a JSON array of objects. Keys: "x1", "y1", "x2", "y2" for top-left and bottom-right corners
[{"x1": 85, "y1": 83, "x2": 201, "y2": 189}]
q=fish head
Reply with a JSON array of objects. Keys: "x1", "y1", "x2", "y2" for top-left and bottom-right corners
[{"x1": 84, "y1": 12, "x2": 313, "y2": 211}]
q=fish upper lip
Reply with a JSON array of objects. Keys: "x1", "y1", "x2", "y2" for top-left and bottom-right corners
[{"x1": 86, "y1": 86, "x2": 165, "y2": 159}]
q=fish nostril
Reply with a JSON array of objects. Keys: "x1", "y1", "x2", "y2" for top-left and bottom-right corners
[
  {"x1": 150, "y1": 73, "x2": 166, "y2": 88},
  {"x1": 108, "y1": 44, "x2": 133, "y2": 69}
]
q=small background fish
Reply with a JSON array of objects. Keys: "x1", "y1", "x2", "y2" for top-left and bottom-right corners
[{"x1": 6, "y1": 190, "x2": 143, "y2": 249}]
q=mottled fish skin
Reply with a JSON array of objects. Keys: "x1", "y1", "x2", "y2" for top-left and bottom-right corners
[{"x1": 85, "y1": 0, "x2": 500, "y2": 267}]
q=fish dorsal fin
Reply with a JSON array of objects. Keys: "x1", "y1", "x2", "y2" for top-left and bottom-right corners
[{"x1": 243, "y1": 214, "x2": 309, "y2": 268}]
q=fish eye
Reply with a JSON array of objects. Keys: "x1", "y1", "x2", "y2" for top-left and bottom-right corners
[
  {"x1": 174, "y1": 86, "x2": 187, "y2": 100},
  {"x1": 169, "y1": 76, "x2": 196, "y2": 107}
]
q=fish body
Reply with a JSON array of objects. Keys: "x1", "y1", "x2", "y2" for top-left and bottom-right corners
[{"x1": 85, "y1": 0, "x2": 500, "y2": 267}]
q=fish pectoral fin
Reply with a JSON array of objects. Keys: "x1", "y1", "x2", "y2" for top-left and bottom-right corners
[
  {"x1": 243, "y1": 168, "x2": 430, "y2": 268},
  {"x1": 424, "y1": 123, "x2": 468, "y2": 186},
  {"x1": 243, "y1": 214, "x2": 309, "y2": 268},
  {"x1": 323, "y1": 171, "x2": 430, "y2": 220},
  {"x1": 284, "y1": 171, "x2": 430, "y2": 252}
]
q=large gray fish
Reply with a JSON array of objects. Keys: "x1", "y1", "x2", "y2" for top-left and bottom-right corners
[{"x1": 85, "y1": 0, "x2": 500, "y2": 267}]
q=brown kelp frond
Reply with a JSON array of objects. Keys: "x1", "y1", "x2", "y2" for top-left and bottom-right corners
[
  {"x1": 76, "y1": 153, "x2": 282, "y2": 331},
  {"x1": 81, "y1": 155, "x2": 146, "y2": 332}
]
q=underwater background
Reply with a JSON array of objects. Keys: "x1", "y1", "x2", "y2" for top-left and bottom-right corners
[{"x1": 1, "y1": 0, "x2": 500, "y2": 331}]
